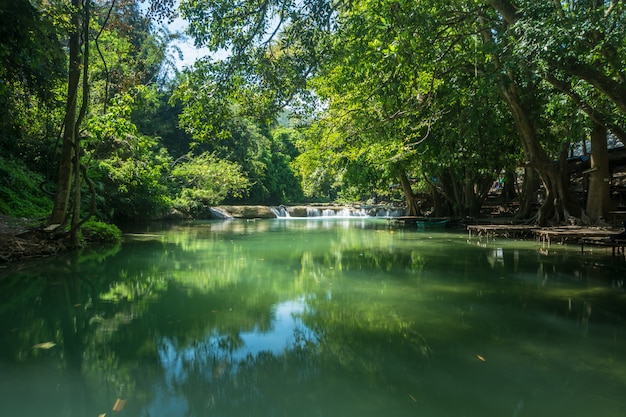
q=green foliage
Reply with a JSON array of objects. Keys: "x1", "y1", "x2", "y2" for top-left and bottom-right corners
[
  {"x1": 0, "y1": 0, "x2": 65, "y2": 163},
  {"x1": 132, "y1": 82, "x2": 191, "y2": 158},
  {"x1": 0, "y1": 156, "x2": 52, "y2": 219},
  {"x1": 263, "y1": 128, "x2": 304, "y2": 203},
  {"x1": 87, "y1": 91, "x2": 172, "y2": 220},
  {"x1": 171, "y1": 152, "x2": 250, "y2": 214},
  {"x1": 174, "y1": 67, "x2": 304, "y2": 205},
  {"x1": 9, "y1": 0, "x2": 621, "y2": 224},
  {"x1": 180, "y1": 0, "x2": 331, "y2": 114},
  {"x1": 80, "y1": 219, "x2": 122, "y2": 243},
  {"x1": 90, "y1": 1, "x2": 174, "y2": 107},
  {"x1": 0, "y1": 0, "x2": 65, "y2": 97}
]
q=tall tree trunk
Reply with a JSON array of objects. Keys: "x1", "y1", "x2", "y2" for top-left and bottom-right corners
[
  {"x1": 517, "y1": 166, "x2": 540, "y2": 219},
  {"x1": 69, "y1": 0, "x2": 91, "y2": 247},
  {"x1": 500, "y1": 76, "x2": 579, "y2": 225},
  {"x1": 586, "y1": 122, "x2": 613, "y2": 222},
  {"x1": 503, "y1": 168, "x2": 517, "y2": 200},
  {"x1": 398, "y1": 170, "x2": 419, "y2": 216},
  {"x1": 479, "y1": 12, "x2": 578, "y2": 224},
  {"x1": 431, "y1": 182, "x2": 445, "y2": 217},
  {"x1": 49, "y1": 0, "x2": 82, "y2": 226}
]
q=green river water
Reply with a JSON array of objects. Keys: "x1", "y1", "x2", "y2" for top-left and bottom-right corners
[{"x1": 1, "y1": 218, "x2": 625, "y2": 417}]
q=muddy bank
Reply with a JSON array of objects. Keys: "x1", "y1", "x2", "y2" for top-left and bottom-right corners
[{"x1": 0, "y1": 216, "x2": 68, "y2": 264}]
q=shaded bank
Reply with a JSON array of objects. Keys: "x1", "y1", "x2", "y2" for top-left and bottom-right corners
[{"x1": 0, "y1": 215, "x2": 68, "y2": 264}]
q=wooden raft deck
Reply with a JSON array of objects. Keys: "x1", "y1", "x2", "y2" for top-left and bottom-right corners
[
  {"x1": 468, "y1": 223, "x2": 626, "y2": 256},
  {"x1": 467, "y1": 224, "x2": 539, "y2": 239},
  {"x1": 578, "y1": 237, "x2": 626, "y2": 256},
  {"x1": 388, "y1": 216, "x2": 449, "y2": 226},
  {"x1": 532, "y1": 226, "x2": 615, "y2": 244},
  {"x1": 533, "y1": 226, "x2": 626, "y2": 255}
]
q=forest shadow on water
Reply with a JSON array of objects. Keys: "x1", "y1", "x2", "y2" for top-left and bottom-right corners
[{"x1": 1, "y1": 218, "x2": 625, "y2": 417}]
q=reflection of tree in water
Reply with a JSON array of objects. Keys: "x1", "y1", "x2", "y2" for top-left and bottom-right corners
[
  {"x1": 150, "y1": 287, "x2": 434, "y2": 417},
  {"x1": 3, "y1": 225, "x2": 626, "y2": 417},
  {"x1": 0, "y1": 249, "x2": 124, "y2": 416},
  {"x1": 172, "y1": 330, "x2": 431, "y2": 417}
]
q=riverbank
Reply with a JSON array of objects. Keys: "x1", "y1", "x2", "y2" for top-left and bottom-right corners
[
  {"x1": 0, "y1": 215, "x2": 68, "y2": 264},
  {"x1": 1, "y1": 206, "x2": 622, "y2": 264}
]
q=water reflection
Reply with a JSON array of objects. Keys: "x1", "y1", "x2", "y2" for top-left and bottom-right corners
[
  {"x1": 150, "y1": 298, "x2": 315, "y2": 416},
  {"x1": 0, "y1": 219, "x2": 625, "y2": 417}
]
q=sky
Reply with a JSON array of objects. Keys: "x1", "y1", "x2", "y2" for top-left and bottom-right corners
[
  {"x1": 137, "y1": 0, "x2": 209, "y2": 71},
  {"x1": 166, "y1": 15, "x2": 210, "y2": 70}
]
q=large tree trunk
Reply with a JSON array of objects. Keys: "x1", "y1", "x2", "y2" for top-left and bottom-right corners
[
  {"x1": 398, "y1": 170, "x2": 420, "y2": 216},
  {"x1": 49, "y1": 0, "x2": 82, "y2": 226},
  {"x1": 69, "y1": 0, "x2": 91, "y2": 247},
  {"x1": 502, "y1": 168, "x2": 517, "y2": 200},
  {"x1": 516, "y1": 166, "x2": 540, "y2": 219},
  {"x1": 500, "y1": 79, "x2": 580, "y2": 225},
  {"x1": 431, "y1": 183, "x2": 446, "y2": 217},
  {"x1": 478, "y1": 11, "x2": 579, "y2": 224},
  {"x1": 586, "y1": 122, "x2": 613, "y2": 222}
]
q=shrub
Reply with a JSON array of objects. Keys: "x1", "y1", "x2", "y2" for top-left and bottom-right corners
[{"x1": 80, "y1": 220, "x2": 122, "y2": 243}]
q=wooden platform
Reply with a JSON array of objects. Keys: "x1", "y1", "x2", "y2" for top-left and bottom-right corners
[
  {"x1": 532, "y1": 226, "x2": 616, "y2": 245},
  {"x1": 388, "y1": 216, "x2": 449, "y2": 227},
  {"x1": 467, "y1": 224, "x2": 626, "y2": 255},
  {"x1": 467, "y1": 224, "x2": 539, "y2": 239},
  {"x1": 579, "y1": 237, "x2": 626, "y2": 256}
]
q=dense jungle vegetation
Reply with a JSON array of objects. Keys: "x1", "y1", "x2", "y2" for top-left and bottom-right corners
[{"x1": 2, "y1": 0, "x2": 626, "y2": 245}]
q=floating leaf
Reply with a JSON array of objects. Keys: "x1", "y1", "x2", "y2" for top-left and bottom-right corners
[
  {"x1": 112, "y1": 399, "x2": 126, "y2": 412},
  {"x1": 32, "y1": 342, "x2": 56, "y2": 350}
]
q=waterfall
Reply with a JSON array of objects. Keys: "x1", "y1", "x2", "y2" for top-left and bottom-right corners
[
  {"x1": 336, "y1": 208, "x2": 367, "y2": 217},
  {"x1": 209, "y1": 207, "x2": 233, "y2": 219},
  {"x1": 270, "y1": 206, "x2": 291, "y2": 218},
  {"x1": 275, "y1": 205, "x2": 406, "y2": 218},
  {"x1": 306, "y1": 208, "x2": 322, "y2": 217},
  {"x1": 375, "y1": 208, "x2": 407, "y2": 218},
  {"x1": 306, "y1": 207, "x2": 368, "y2": 217}
]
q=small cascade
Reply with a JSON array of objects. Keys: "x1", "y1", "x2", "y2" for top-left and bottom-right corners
[
  {"x1": 270, "y1": 206, "x2": 291, "y2": 218},
  {"x1": 209, "y1": 207, "x2": 233, "y2": 219},
  {"x1": 209, "y1": 205, "x2": 406, "y2": 219},
  {"x1": 306, "y1": 207, "x2": 369, "y2": 217},
  {"x1": 336, "y1": 208, "x2": 367, "y2": 217},
  {"x1": 306, "y1": 208, "x2": 323, "y2": 217},
  {"x1": 375, "y1": 208, "x2": 407, "y2": 218}
]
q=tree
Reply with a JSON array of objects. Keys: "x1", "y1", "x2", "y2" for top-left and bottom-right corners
[
  {"x1": 0, "y1": 0, "x2": 65, "y2": 159},
  {"x1": 49, "y1": 0, "x2": 89, "y2": 247},
  {"x1": 486, "y1": 0, "x2": 626, "y2": 221},
  {"x1": 171, "y1": 152, "x2": 250, "y2": 214},
  {"x1": 49, "y1": 0, "x2": 177, "y2": 240},
  {"x1": 87, "y1": 89, "x2": 172, "y2": 220},
  {"x1": 0, "y1": 0, "x2": 64, "y2": 98}
]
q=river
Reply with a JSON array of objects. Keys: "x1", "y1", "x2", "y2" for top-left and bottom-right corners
[{"x1": 0, "y1": 218, "x2": 625, "y2": 417}]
